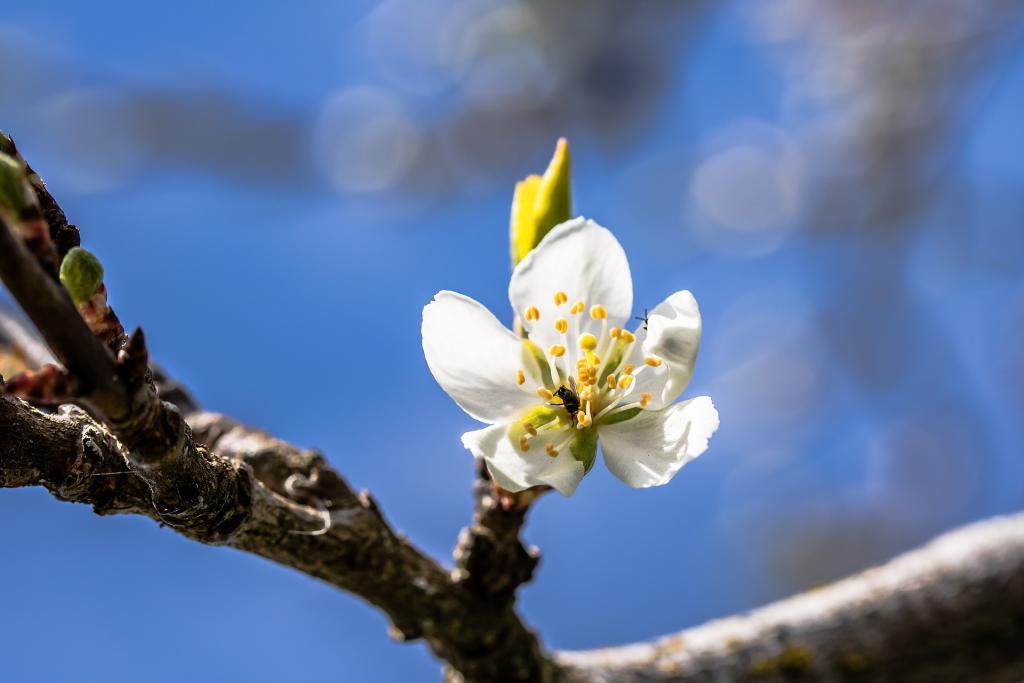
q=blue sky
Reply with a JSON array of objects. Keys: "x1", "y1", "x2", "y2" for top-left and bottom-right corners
[{"x1": 2, "y1": 3, "x2": 1023, "y2": 681}]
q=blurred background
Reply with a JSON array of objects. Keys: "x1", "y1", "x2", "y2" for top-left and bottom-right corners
[{"x1": 1, "y1": 1, "x2": 1023, "y2": 680}]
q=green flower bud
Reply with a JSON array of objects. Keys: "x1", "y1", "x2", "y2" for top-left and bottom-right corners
[
  {"x1": 60, "y1": 247, "x2": 105, "y2": 305},
  {"x1": 510, "y1": 138, "x2": 572, "y2": 266},
  {"x1": 0, "y1": 153, "x2": 30, "y2": 216}
]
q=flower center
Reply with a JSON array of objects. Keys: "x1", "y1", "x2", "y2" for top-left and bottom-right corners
[{"x1": 511, "y1": 290, "x2": 659, "y2": 456}]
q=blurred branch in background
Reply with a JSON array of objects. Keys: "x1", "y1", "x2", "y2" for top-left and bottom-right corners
[
  {"x1": 711, "y1": 0, "x2": 1024, "y2": 593},
  {"x1": 0, "y1": 1, "x2": 708, "y2": 196}
]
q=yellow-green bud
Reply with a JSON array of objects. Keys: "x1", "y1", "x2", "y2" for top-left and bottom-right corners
[
  {"x1": 60, "y1": 247, "x2": 104, "y2": 305},
  {"x1": 510, "y1": 138, "x2": 572, "y2": 266},
  {"x1": 0, "y1": 153, "x2": 30, "y2": 217}
]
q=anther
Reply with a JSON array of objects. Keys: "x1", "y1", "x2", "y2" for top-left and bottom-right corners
[
  {"x1": 550, "y1": 345, "x2": 566, "y2": 358},
  {"x1": 553, "y1": 291, "x2": 568, "y2": 306},
  {"x1": 579, "y1": 333, "x2": 597, "y2": 351},
  {"x1": 618, "y1": 376, "x2": 634, "y2": 390},
  {"x1": 640, "y1": 392, "x2": 652, "y2": 407},
  {"x1": 537, "y1": 387, "x2": 553, "y2": 400},
  {"x1": 516, "y1": 369, "x2": 526, "y2": 385},
  {"x1": 519, "y1": 435, "x2": 531, "y2": 452},
  {"x1": 576, "y1": 410, "x2": 588, "y2": 426},
  {"x1": 644, "y1": 356, "x2": 663, "y2": 367},
  {"x1": 590, "y1": 304, "x2": 608, "y2": 320},
  {"x1": 555, "y1": 318, "x2": 569, "y2": 334},
  {"x1": 545, "y1": 442, "x2": 559, "y2": 457},
  {"x1": 607, "y1": 374, "x2": 617, "y2": 388},
  {"x1": 523, "y1": 422, "x2": 538, "y2": 436},
  {"x1": 570, "y1": 300, "x2": 585, "y2": 315},
  {"x1": 610, "y1": 327, "x2": 621, "y2": 339},
  {"x1": 619, "y1": 330, "x2": 636, "y2": 343},
  {"x1": 525, "y1": 305, "x2": 540, "y2": 321},
  {"x1": 622, "y1": 363, "x2": 636, "y2": 375}
]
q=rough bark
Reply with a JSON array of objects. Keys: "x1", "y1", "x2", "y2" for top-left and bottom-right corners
[
  {"x1": 0, "y1": 132, "x2": 555, "y2": 682},
  {"x1": 452, "y1": 460, "x2": 542, "y2": 601},
  {"x1": 557, "y1": 513, "x2": 1024, "y2": 683},
  {"x1": 4, "y1": 132, "x2": 1024, "y2": 683},
  {"x1": 5, "y1": 396, "x2": 1023, "y2": 682}
]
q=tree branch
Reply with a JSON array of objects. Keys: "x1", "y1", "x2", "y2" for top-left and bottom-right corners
[
  {"x1": 452, "y1": 460, "x2": 542, "y2": 601},
  {"x1": 5, "y1": 131, "x2": 1024, "y2": 683},
  {"x1": 0, "y1": 396, "x2": 554, "y2": 681},
  {"x1": 557, "y1": 512, "x2": 1024, "y2": 683},
  {"x1": 0, "y1": 134, "x2": 555, "y2": 682}
]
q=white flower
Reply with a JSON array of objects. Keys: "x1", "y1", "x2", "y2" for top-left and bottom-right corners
[{"x1": 422, "y1": 218, "x2": 719, "y2": 496}]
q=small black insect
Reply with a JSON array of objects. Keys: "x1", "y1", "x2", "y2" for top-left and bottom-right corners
[
  {"x1": 634, "y1": 308, "x2": 649, "y2": 331},
  {"x1": 552, "y1": 376, "x2": 581, "y2": 425}
]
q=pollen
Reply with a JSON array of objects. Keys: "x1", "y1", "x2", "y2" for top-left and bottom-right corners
[
  {"x1": 606, "y1": 374, "x2": 617, "y2": 388},
  {"x1": 553, "y1": 291, "x2": 568, "y2": 306},
  {"x1": 618, "y1": 375, "x2": 634, "y2": 390},
  {"x1": 579, "y1": 333, "x2": 598, "y2": 351},
  {"x1": 549, "y1": 344, "x2": 566, "y2": 357},
  {"x1": 619, "y1": 330, "x2": 636, "y2": 343},
  {"x1": 622, "y1": 363, "x2": 636, "y2": 375},
  {"x1": 537, "y1": 387, "x2": 553, "y2": 400},
  {"x1": 516, "y1": 369, "x2": 526, "y2": 385},
  {"x1": 554, "y1": 318, "x2": 569, "y2": 334},
  {"x1": 644, "y1": 356, "x2": 663, "y2": 367},
  {"x1": 519, "y1": 435, "x2": 531, "y2": 452},
  {"x1": 523, "y1": 421, "x2": 538, "y2": 436},
  {"x1": 524, "y1": 305, "x2": 540, "y2": 321},
  {"x1": 640, "y1": 392, "x2": 651, "y2": 407},
  {"x1": 610, "y1": 327, "x2": 621, "y2": 339},
  {"x1": 590, "y1": 304, "x2": 608, "y2": 320},
  {"x1": 545, "y1": 442, "x2": 559, "y2": 457},
  {"x1": 570, "y1": 300, "x2": 585, "y2": 315}
]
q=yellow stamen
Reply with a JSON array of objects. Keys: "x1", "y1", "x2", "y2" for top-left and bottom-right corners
[
  {"x1": 516, "y1": 369, "x2": 526, "y2": 385},
  {"x1": 579, "y1": 333, "x2": 598, "y2": 351},
  {"x1": 576, "y1": 410, "x2": 588, "y2": 426},
  {"x1": 640, "y1": 392, "x2": 651, "y2": 407},
  {"x1": 554, "y1": 318, "x2": 568, "y2": 334},
  {"x1": 610, "y1": 327, "x2": 621, "y2": 339},
  {"x1": 570, "y1": 300, "x2": 585, "y2": 315},
  {"x1": 549, "y1": 345, "x2": 566, "y2": 358},
  {"x1": 525, "y1": 305, "x2": 540, "y2": 321},
  {"x1": 619, "y1": 330, "x2": 636, "y2": 343},
  {"x1": 590, "y1": 304, "x2": 608, "y2": 320},
  {"x1": 519, "y1": 435, "x2": 531, "y2": 451},
  {"x1": 545, "y1": 442, "x2": 559, "y2": 457},
  {"x1": 644, "y1": 356, "x2": 663, "y2": 367},
  {"x1": 622, "y1": 363, "x2": 636, "y2": 375},
  {"x1": 590, "y1": 353, "x2": 601, "y2": 366},
  {"x1": 553, "y1": 291, "x2": 568, "y2": 306},
  {"x1": 607, "y1": 374, "x2": 617, "y2": 388},
  {"x1": 523, "y1": 422, "x2": 538, "y2": 436},
  {"x1": 537, "y1": 387, "x2": 553, "y2": 400},
  {"x1": 618, "y1": 376, "x2": 634, "y2": 390}
]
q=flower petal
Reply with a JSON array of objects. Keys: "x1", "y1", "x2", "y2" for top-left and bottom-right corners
[
  {"x1": 423, "y1": 291, "x2": 537, "y2": 424},
  {"x1": 599, "y1": 396, "x2": 718, "y2": 488},
  {"x1": 627, "y1": 290, "x2": 702, "y2": 410},
  {"x1": 462, "y1": 423, "x2": 587, "y2": 497},
  {"x1": 509, "y1": 218, "x2": 632, "y2": 352}
]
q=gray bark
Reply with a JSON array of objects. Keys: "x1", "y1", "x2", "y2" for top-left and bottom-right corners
[
  {"x1": 558, "y1": 514, "x2": 1024, "y2": 682},
  {"x1": 3, "y1": 131, "x2": 1024, "y2": 682}
]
